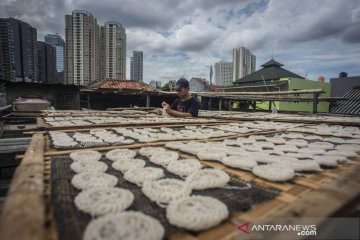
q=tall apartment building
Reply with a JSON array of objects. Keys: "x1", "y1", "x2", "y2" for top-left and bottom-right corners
[
  {"x1": 37, "y1": 41, "x2": 56, "y2": 83},
  {"x1": 0, "y1": 18, "x2": 37, "y2": 82},
  {"x1": 100, "y1": 21, "x2": 126, "y2": 80},
  {"x1": 65, "y1": 10, "x2": 100, "y2": 86},
  {"x1": 45, "y1": 33, "x2": 65, "y2": 83},
  {"x1": 232, "y1": 47, "x2": 256, "y2": 82},
  {"x1": 214, "y1": 61, "x2": 233, "y2": 86},
  {"x1": 130, "y1": 51, "x2": 143, "y2": 81},
  {"x1": 149, "y1": 80, "x2": 161, "y2": 89}
]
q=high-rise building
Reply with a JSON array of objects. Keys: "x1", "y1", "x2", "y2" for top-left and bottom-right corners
[
  {"x1": 130, "y1": 51, "x2": 143, "y2": 81},
  {"x1": 0, "y1": 18, "x2": 37, "y2": 82},
  {"x1": 232, "y1": 47, "x2": 256, "y2": 82},
  {"x1": 65, "y1": 10, "x2": 100, "y2": 86},
  {"x1": 214, "y1": 61, "x2": 233, "y2": 86},
  {"x1": 37, "y1": 41, "x2": 56, "y2": 83},
  {"x1": 149, "y1": 80, "x2": 161, "y2": 88},
  {"x1": 45, "y1": 33, "x2": 65, "y2": 83},
  {"x1": 100, "y1": 21, "x2": 126, "y2": 80}
]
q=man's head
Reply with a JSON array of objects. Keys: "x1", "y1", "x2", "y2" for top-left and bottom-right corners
[{"x1": 174, "y1": 78, "x2": 190, "y2": 98}]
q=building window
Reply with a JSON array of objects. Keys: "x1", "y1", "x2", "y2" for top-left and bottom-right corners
[{"x1": 293, "y1": 89, "x2": 301, "y2": 104}]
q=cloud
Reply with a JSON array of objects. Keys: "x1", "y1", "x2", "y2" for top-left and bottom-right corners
[{"x1": 1, "y1": 0, "x2": 359, "y2": 82}]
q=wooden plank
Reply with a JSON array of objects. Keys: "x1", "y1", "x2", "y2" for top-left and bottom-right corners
[
  {"x1": 43, "y1": 157, "x2": 57, "y2": 240},
  {"x1": 196, "y1": 222, "x2": 235, "y2": 240},
  {"x1": 169, "y1": 233, "x2": 198, "y2": 240},
  {"x1": 274, "y1": 164, "x2": 360, "y2": 217},
  {"x1": 222, "y1": 167, "x2": 294, "y2": 191},
  {"x1": 42, "y1": 119, "x2": 236, "y2": 131},
  {"x1": 230, "y1": 199, "x2": 288, "y2": 221},
  {"x1": 39, "y1": 121, "x2": 240, "y2": 134},
  {"x1": 45, "y1": 206, "x2": 58, "y2": 240},
  {"x1": 36, "y1": 117, "x2": 46, "y2": 129},
  {"x1": 195, "y1": 88, "x2": 324, "y2": 96},
  {"x1": 255, "y1": 164, "x2": 360, "y2": 240},
  {"x1": 8, "y1": 115, "x2": 360, "y2": 240},
  {"x1": 199, "y1": 115, "x2": 360, "y2": 126},
  {"x1": 0, "y1": 134, "x2": 45, "y2": 240},
  {"x1": 285, "y1": 184, "x2": 308, "y2": 196}
]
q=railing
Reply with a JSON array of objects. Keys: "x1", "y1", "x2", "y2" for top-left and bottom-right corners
[{"x1": 180, "y1": 89, "x2": 341, "y2": 113}]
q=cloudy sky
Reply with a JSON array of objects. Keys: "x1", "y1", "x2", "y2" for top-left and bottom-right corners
[{"x1": 1, "y1": 0, "x2": 360, "y2": 84}]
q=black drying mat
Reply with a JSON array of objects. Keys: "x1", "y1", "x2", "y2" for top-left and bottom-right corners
[{"x1": 51, "y1": 155, "x2": 279, "y2": 240}]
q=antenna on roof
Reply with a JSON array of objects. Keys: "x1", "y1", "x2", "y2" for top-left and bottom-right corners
[{"x1": 271, "y1": 51, "x2": 274, "y2": 60}]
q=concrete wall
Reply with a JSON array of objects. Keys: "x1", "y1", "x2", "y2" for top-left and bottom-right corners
[
  {"x1": 255, "y1": 78, "x2": 331, "y2": 113},
  {"x1": 4, "y1": 82, "x2": 80, "y2": 110},
  {"x1": 330, "y1": 76, "x2": 360, "y2": 97},
  {"x1": 0, "y1": 93, "x2": 6, "y2": 107},
  {"x1": 85, "y1": 92, "x2": 177, "y2": 110},
  {"x1": 189, "y1": 79, "x2": 205, "y2": 92}
]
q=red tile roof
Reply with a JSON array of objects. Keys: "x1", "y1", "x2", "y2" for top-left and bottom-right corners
[
  {"x1": 191, "y1": 78, "x2": 207, "y2": 85},
  {"x1": 95, "y1": 79, "x2": 157, "y2": 92}
]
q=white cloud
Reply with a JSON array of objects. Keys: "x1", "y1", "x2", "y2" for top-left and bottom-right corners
[{"x1": 1, "y1": 0, "x2": 359, "y2": 82}]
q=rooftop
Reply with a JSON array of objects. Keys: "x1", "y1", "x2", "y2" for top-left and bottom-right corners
[
  {"x1": 330, "y1": 86, "x2": 360, "y2": 115},
  {"x1": 234, "y1": 58, "x2": 305, "y2": 84},
  {"x1": 89, "y1": 79, "x2": 158, "y2": 93}
]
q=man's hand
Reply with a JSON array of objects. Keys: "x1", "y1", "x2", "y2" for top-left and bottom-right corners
[
  {"x1": 162, "y1": 101, "x2": 171, "y2": 113},
  {"x1": 155, "y1": 108, "x2": 162, "y2": 115},
  {"x1": 149, "y1": 108, "x2": 162, "y2": 115}
]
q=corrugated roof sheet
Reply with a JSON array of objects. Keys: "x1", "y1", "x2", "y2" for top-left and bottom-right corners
[
  {"x1": 330, "y1": 87, "x2": 360, "y2": 115},
  {"x1": 91, "y1": 79, "x2": 158, "y2": 92}
]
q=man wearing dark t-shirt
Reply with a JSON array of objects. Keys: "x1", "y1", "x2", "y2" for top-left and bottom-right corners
[{"x1": 161, "y1": 78, "x2": 199, "y2": 117}]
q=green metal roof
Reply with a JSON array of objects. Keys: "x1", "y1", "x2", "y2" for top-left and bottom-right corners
[{"x1": 234, "y1": 59, "x2": 305, "y2": 84}]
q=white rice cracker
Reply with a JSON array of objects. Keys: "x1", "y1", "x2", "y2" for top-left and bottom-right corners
[
  {"x1": 186, "y1": 169, "x2": 230, "y2": 190},
  {"x1": 196, "y1": 149, "x2": 226, "y2": 162},
  {"x1": 282, "y1": 160, "x2": 322, "y2": 172},
  {"x1": 70, "y1": 150, "x2": 102, "y2": 162},
  {"x1": 149, "y1": 151, "x2": 179, "y2": 166},
  {"x1": 166, "y1": 159, "x2": 202, "y2": 177},
  {"x1": 166, "y1": 196, "x2": 229, "y2": 231},
  {"x1": 142, "y1": 178, "x2": 191, "y2": 205},
  {"x1": 111, "y1": 158, "x2": 146, "y2": 173},
  {"x1": 252, "y1": 164, "x2": 295, "y2": 182},
  {"x1": 83, "y1": 211, "x2": 164, "y2": 240},
  {"x1": 71, "y1": 172, "x2": 118, "y2": 190},
  {"x1": 124, "y1": 167, "x2": 164, "y2": 186},
  {"x1": 70, "y1": 160, "x2": 108, "y2": 173},
  {"x1": 105, "y1": 149, "x2": 137, "y2": 161},
  {"x1": 221, "y1": 155, "x2": 258, "y2": 170},
  {"x1": 74, "y1": 187, "x2": 134, "y2": 216}
]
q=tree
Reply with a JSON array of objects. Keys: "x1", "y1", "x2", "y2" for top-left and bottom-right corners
[{"x1": 161, "y1": 82, "x2": 170, "y2": 91}]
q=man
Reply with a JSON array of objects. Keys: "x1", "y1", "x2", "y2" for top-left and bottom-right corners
[{"x1": 161, "y1": 78, "x2": 200, "y2": 117}]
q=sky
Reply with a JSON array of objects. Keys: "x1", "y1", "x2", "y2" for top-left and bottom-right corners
[{"x1": 1, "y1": 0, "x2": 360, "y2": 84}]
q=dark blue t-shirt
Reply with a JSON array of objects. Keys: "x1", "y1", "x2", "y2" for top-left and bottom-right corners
[{"x1": 170, "y1": 97, "x2": 199, "y2": 117}]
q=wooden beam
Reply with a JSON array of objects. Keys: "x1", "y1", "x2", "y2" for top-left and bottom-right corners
[
  {"x1": 313, "y1": 92, "x2": 319, "y2": 114},
  {"x1": 197, "y1": 95, "x2": 333, "y2": 102},
  {"x1": 40, "y1": 119, "x2": 235, "y2": 131},
  {"x1": 36, "y1": 117, "x2": 46, "y2": 130},
  {"x1": 274, "y1": 164, "x2": 360, "y2": 217},
  {"x1": 87, "y1": 93, "x2": 91, "y2": 109},
  {"x1": 0, "y1": 105, "x2": 12, "y2": 112},
  {"x1": 194, "y1": 88, "x2": 324, "y2": 96},
  {"x1": 146, "y1": 94, "x2": 150, "y2": 107},
  {"x1": 0, "y1": 133, "x2": 45, "y2": 240}
]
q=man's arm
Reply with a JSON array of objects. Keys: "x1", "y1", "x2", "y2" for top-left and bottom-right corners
[
  {"x1": 162, "y1": 101, "x2": 192, "y2": 117},
  {"x1": 168, "y1": 109, "x2": 192, "y2": 117}
]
